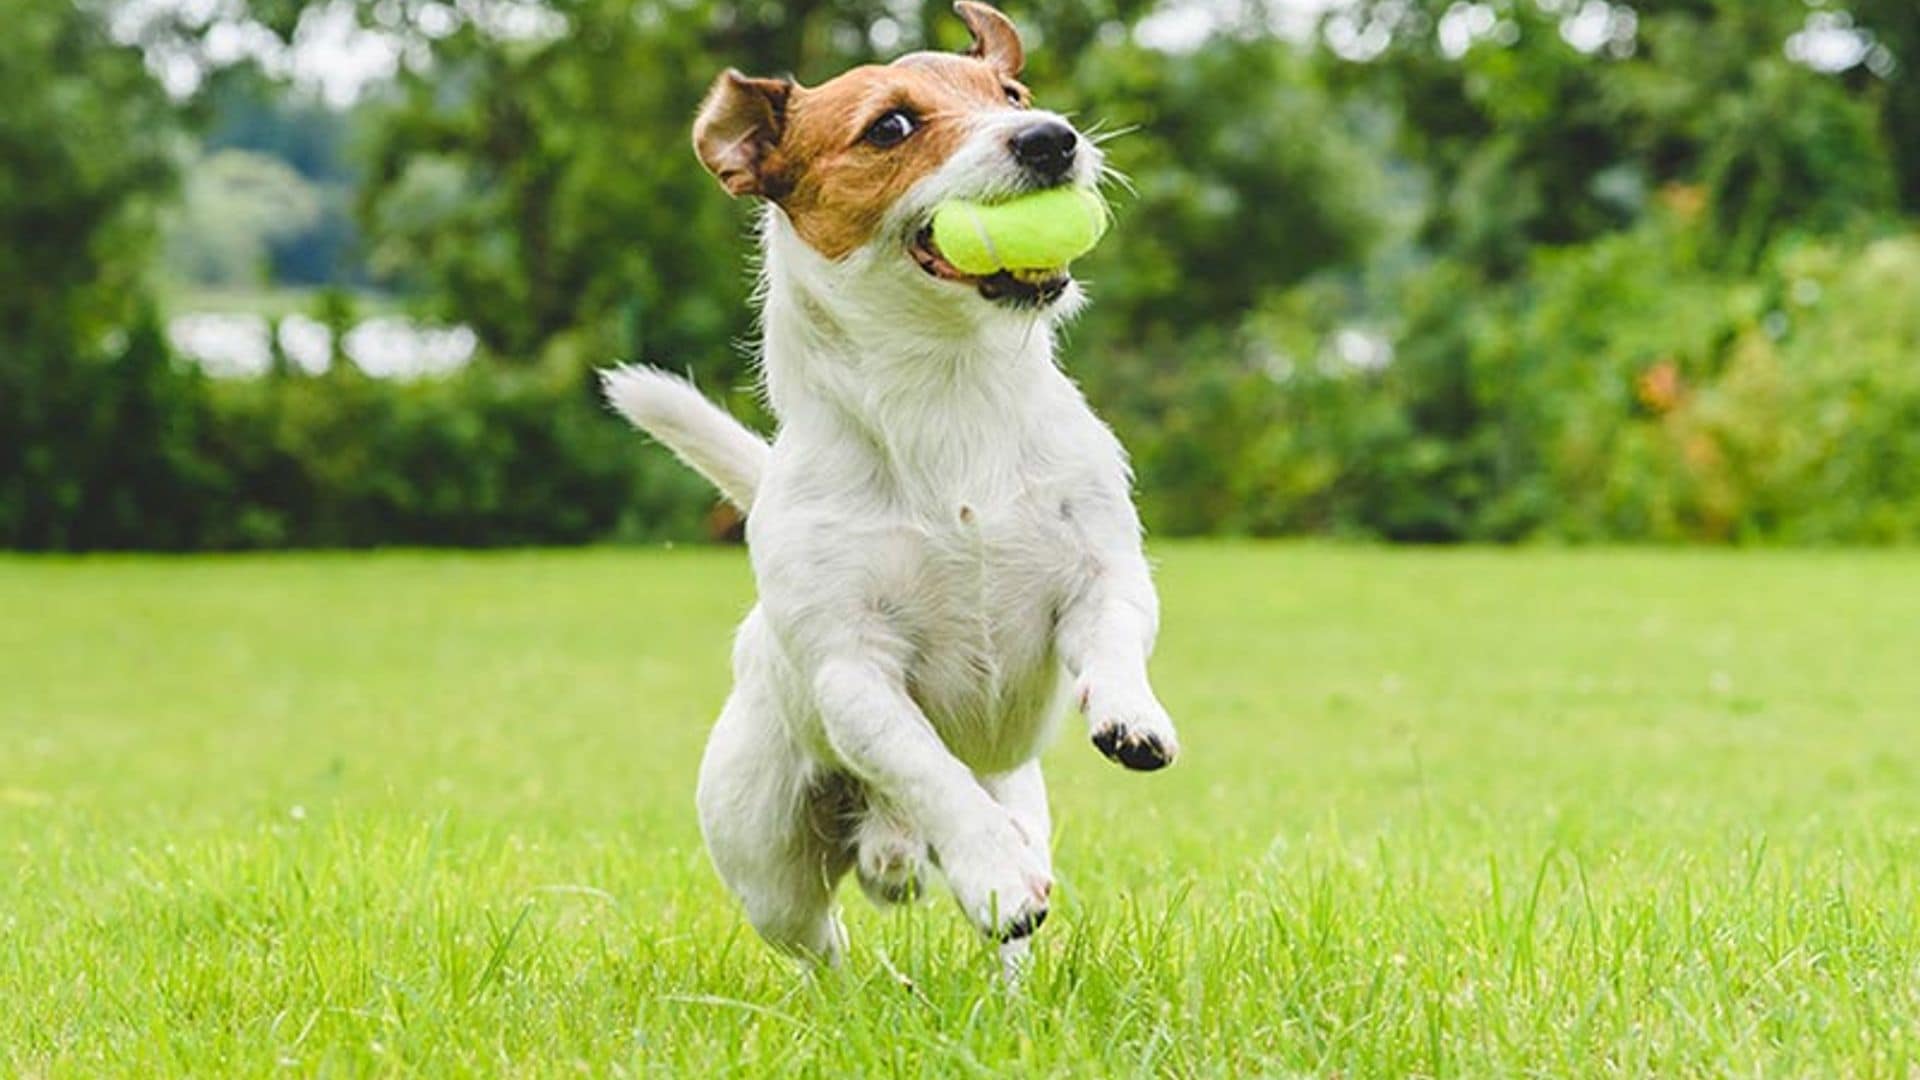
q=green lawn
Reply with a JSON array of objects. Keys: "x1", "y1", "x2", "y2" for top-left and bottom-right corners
[{"x1": 4, "y1": 546, "x2": 1919, "y2": 1076}]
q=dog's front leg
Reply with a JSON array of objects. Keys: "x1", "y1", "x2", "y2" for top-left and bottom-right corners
[
  {"x1": 1057, "y1": 513, "x2": 1181, "y2": 771},
  {"x1": 813, "y1": 655, "x2": 1053, "y2": 942}
]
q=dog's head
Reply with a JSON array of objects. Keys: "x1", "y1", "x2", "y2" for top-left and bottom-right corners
[{"x1": 693, "y1": 2, "x2": 1102, "y2": 316}]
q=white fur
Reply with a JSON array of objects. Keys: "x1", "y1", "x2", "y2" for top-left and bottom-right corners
[
  {"x1": 600, "y1": 366, "x2": 768, "y2": 511},
  {"x1": 605, "y1": 108, "x2": 1179, "y2": 967}
]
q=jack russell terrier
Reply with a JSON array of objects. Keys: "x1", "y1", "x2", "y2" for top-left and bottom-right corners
[{"x1": 602, "y1": 1, "x2": 1180, "y2": 970}]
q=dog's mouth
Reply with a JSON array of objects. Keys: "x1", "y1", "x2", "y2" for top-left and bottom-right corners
[{"x1": 909, "y1": 224, "x2": 1070, "y2": 309}]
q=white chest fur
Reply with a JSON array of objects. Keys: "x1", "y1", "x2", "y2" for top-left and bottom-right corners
[
  {"x1": 749, "y1": 381, "x2": 1112, "y2": 773},
  {"x1": 735, "y1": 213, "x2": 1144, "y2": 780}
]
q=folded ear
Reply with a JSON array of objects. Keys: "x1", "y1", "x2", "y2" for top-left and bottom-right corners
[
  {"x1": 692, "y1": 69, "x2": 793, "y2": 198},
  {"x1": 954, "y1": 1, "x2": 1023, "y2": 78}
]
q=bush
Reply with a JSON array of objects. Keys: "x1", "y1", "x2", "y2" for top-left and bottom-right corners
[
  {"x1": 197, "y1": 355, "x2": 730, "y2": 549},
  {"x1": 1468, "y1": 217, "x2": 1920, "y2": 544},
  {"x1": 1109, "y1": 214, "x2": 1920, "y2": 546},
  {"x1": 2, "y1": 345, "x2": 735, "y2": 551},
  {"x1": 9, "y1": 219, "x2": 1920, "y2": 551}
]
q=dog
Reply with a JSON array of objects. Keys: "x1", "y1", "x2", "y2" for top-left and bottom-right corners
[{"x1": 601, "y1": 1, "x2": 1180, "y2": 970}]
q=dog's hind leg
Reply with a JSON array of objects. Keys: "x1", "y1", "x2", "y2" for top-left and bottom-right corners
[
  {"x1": 853, "y1": 801, "x2": 930, "y2": 906},
  {"x1": 851, "y1": 761, "x2": 1046, "y2": 916},
  {"x1": 697, "y1": 635, "x2": 854, "y2": 964},
  {"x1": 981, "y1": 760, "x2": 1053, "y2": 976}
]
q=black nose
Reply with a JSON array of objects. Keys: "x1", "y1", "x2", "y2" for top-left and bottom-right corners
[{"x1": 1009, "y1": 121, "x2": 1078, "y2": 182}]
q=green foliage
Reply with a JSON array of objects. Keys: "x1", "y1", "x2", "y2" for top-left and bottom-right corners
[
  {"x1": 9, "y1": 0, "x2": 1920, "y2": 549},
  {"x1": 0, "y1": 1, "x2": 175, "y2": 315},
  {"x1": 3, "y1": 346, "x2": 718, "y2": 550},
  {"x1": 1849, "y1": 0, "x2": 1920, "y2": 210},
  {"x1": 1331, "y1": 0, "x2": 1895, "y2": 273},
  {"x1": 196, "y1": 356, "x2": 714, "y2": 548},
  {"x1": 1174, "y1": 213, "x2": 1920, "y2": 545},
  {"x1": 0, "y1": 0, "x2": 194, "y2": 549},
  {"x1": 1495, "y1": 218, "x2": 1920, "y2": 543},
  {"x1": 356, "y1": 1, "x2": 871, "y2": 373},
  {"x1": 0, "y1": 309, "x2": 232, "y2": 551},
  {"x1": 1571, "y1": 230, "x2": 1920, "y2": 543},
  {"x1": 1064, "y1": 35, "x2": 1385, "y2": 332},
  {"x1": 1070, "y1": 0, "x2": 1912, "y2": 543}
]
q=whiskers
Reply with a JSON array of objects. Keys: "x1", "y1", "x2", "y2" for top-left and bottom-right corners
[
  {"x1": 1080, "y1": 117, "x2": 1139, "y2": 147},
  {"x1": 1096, "y1": 161, "x2": 1137, "y2": 198},
  {"x1": 1078, "y1": 118, "x2": 1139, "y2": 198}
]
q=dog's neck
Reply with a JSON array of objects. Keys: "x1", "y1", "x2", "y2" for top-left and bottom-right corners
[{"x1": 755, "y1": 210, "x2": 1061, "y2": 482}]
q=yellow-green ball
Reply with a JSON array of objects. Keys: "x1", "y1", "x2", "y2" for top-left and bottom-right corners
[{"x1": 930, "y1": 187, "x2": 1110, "y2": 276}]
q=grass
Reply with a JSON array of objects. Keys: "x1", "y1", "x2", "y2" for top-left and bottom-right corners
[{"x1": 4, "y1": 544, "x2": 1919, "y2": 1076}]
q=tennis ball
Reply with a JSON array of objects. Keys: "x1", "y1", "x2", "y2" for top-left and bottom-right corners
[{"x1": 930, "y1": 187, "x2": 1109, "y2": 276}]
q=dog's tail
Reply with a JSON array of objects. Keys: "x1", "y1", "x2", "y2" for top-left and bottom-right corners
[{"x1": 599, "y1": 365, "x2": 769, "y2": 512}]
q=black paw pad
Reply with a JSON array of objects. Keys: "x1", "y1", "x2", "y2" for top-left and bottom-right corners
[
  {"x1": 1092, "y1": 726, "x2": 1172, "y2": 771},
  {"x1": 997, "y1": 906, "x2": 1048, "y2": 943}
]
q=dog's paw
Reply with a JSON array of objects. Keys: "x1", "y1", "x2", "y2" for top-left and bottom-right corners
[
  {"x1": 935, "y1": 818, "x2": 1053, "y2": 942},
  {"x1": 1079, "y1": 678, "x2": 1181, "y2": 772},
  {"x1": 854, "y1": 813, "x2": 929, "y2": 906},
  {"x1": 1090, "y1": 722, "x2": 1177, "y2": 771}
]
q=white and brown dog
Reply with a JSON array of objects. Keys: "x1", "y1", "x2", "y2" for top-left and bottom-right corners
[{"x1": 602, "y1": 1, "x2": 1179, "y2": 969}]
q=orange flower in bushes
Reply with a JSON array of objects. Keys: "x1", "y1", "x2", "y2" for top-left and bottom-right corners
[{"x1": 1636, "y1": 359, "x2": 1684, "y2": 415}]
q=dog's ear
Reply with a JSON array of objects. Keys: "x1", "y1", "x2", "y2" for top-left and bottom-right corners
[
  {"x1": 954, "y1": 1, "x2": 1023, "y2": 78},
  {"x1": 693, "y1": 69, "x2": 794, "y2": 198}
]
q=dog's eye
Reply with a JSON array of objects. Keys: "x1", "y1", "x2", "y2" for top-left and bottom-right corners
[
  {"x1": 863, "y1": 109, "x2": 917, "y2": 148},
  {"x1": 1004, "y1": 85, "x2": 1026, "y2": 107}
]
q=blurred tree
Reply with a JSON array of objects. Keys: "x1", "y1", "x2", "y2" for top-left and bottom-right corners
[
  {"x1": 1625, "y1": 0, "x2": 1894, "y2": 268},
  {"x1": 0, "y1": 0, "x2": 220, "y2": 549},
  {"x1": 9, "y1": 0, "x2": 1915, "y2": 549},
  {"x1": 1327, "y1": 0, "x2": 1894, "y2": 275},
  {"x1": 1851, "y1": 0, "x2": 1920, "y2": 212},
  {"x1": 1039, "y1": 29, "x2": 1390, "y2": 535},
  {"x1": 255, "y1": 0, "x2": 1385, "y2": 480},
  {"x1": 0, "y1": 1, "x2": 174, "y2": 324},
  {"x1": 1063, "y1": 33, "x2": 1384, "y2": 332},
  {"x1": 1293, "y1": 0, "x2": 1900, "y2": 539},
  {"x1": 354, "y1": 0, "x2": 748, "y2": 369},
  {"x1": 333, "y1": 0, "x2": 937, "y2": 382}
]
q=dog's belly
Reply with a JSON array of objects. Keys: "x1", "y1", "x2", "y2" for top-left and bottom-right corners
[{"x1": 892, "y1": 500, "x2": 1083, "y2": 775}]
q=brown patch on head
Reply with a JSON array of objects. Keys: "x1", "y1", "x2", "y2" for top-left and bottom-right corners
[
  {"x1": 690, "y1": 3, "x2": 1032, "y2": 260},
  {"x1": 769, "y1": 56, "x2": 1026, "y2": 258}
]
